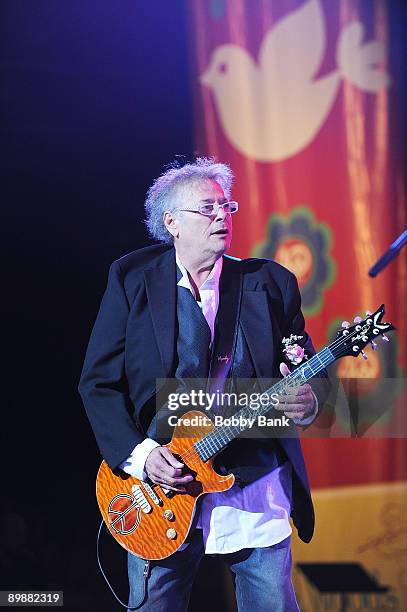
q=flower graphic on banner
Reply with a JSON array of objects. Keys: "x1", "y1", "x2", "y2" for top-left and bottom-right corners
[
  {"x1": 200, "y1": 0, "x2": 390, "y2": 161},
  {"x1": 325, "y1": 317, "x2": 405, "y2": 436},
  {"x1": 253, "y1": 206, "x2": 335, "y2": 315}
]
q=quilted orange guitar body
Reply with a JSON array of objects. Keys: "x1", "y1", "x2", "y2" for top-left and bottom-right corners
[{"x1": 96, "y1": 410, "x2": 234, "y2": 560}]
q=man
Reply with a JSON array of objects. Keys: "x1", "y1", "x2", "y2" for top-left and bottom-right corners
[{"x1": 79, "y1": 158, "x2": 329, "y2": 611}]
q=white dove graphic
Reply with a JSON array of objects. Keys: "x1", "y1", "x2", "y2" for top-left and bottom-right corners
[{"x1": 200, "y1": 0, "x2": 390, "y2": 162}]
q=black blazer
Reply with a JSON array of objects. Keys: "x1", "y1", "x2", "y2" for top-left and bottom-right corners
[{"x1": 79, "y1": 244, "x2": 330, "y2": 542}]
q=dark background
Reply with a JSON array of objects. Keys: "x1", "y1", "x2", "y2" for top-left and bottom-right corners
[
  {"x1": 1, "y1": 1, "x2": 406, "y2": 611},
  {"x1": 1, "y1": 2, "x2": 236, "y2": 610}
]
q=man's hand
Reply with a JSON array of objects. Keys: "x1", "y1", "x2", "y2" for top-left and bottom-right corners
[
  {"x1": 144, "y1": 446, "x2": 194, "y2": 493},
  {"x1": 275, "y1": 362, "x2": 316, "y2": 421}
]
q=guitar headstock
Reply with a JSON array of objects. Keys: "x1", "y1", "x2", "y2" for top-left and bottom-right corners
[{"x1": 330, "y1": 304, "x2": 395, "y2": 360}]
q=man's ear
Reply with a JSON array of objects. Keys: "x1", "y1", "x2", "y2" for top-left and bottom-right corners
[{"x1": 163, "y1": 211, "x2": 179, "y2": 239}]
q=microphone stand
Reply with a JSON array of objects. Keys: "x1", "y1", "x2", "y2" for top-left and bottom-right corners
[{"x1": 368, "y1": 229, "x2": 407, "y2": 277}]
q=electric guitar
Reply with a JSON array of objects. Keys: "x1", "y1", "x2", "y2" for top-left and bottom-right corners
[{"x1": 96, "y1": 305, "x2": 394, "y2": 560}]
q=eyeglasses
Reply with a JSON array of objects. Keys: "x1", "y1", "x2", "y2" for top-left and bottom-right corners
[{"x1": 174, "y1": 201, "x2": 239, "y2": 217}]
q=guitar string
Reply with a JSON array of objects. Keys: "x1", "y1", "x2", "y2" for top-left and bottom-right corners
[
  {"x1": 175, "y1": 325, "x2": 374, "y2": 467},
  {"x1": 178, "y1": 328, "x2": 362, "y2": 463},
  {"x1": 176, "y1": 350, "x2": 361, "y2": 467},
  {"x1": 167, "y1": 323, "x2": 380, "y2": 469}
]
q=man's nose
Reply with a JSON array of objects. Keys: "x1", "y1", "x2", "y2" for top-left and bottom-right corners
[{"x1": 214, "y1": 204, "x2": 227, "y2": 220}]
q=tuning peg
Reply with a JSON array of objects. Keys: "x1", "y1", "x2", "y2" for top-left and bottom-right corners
[
  {"x1": 361, "y1": 350, "x2": 368, "y2": 360},
  {"x1": 342, "y1": 321, "x2": 350, "y2": 328},
  {"x1": 366, "y1": 310, "x2": 372, "y2": 315},
  {"x1": 354, "y1": 316, "x2": 362, "y2": 323},
  {"x1": 381, "y1": 334, "x2": 390, "y2": 342},
  {"x1": 371, "y1": 340, "x2": 378, "y2": 351}
]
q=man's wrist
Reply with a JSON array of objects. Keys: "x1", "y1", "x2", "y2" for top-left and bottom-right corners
[{"x1": 119, "y1": 438, "x2": 161, "y2": 480}]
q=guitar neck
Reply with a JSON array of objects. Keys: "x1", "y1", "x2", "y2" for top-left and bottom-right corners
[{"x1": 193, "y1": 346, "x2": 335, "y2": 462}]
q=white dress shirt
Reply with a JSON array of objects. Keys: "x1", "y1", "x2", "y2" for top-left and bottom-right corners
[{"x1": 120, "y1": 253, "x2": 316, "y2": 554}]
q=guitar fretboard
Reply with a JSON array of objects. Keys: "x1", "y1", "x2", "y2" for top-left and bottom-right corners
[{"x1": 193, "y1": 347, "x2": 334, "y2": 461}]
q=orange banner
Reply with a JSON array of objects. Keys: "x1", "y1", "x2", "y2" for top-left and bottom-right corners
[{"x1": 188, "y1": 0, "x2": 407, "y2": 606}]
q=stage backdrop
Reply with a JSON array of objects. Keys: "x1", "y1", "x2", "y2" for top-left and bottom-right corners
[{"x1": 188, "y1": 0, "x2": 407, "y2": 609}]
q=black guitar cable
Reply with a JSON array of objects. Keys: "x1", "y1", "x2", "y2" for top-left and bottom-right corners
[{"x1": 96, "y1": 520, "x2": 150, "y2": 610}]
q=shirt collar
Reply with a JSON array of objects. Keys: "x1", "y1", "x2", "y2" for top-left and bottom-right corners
[{"x1": 175, "y1": 252, "x2": 223, "y2": 291}]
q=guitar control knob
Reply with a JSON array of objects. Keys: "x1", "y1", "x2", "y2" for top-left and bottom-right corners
[
  {"x1": 163, "y1": 510, "x2": 174, "y2": 521},
  {"x1": 166, "y1": 528, "x2": 177, "y2": 540}
]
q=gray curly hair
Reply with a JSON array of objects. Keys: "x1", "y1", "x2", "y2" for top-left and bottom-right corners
[{"x1": 144, "y1": 157, "x2": 234, "y2": 243}]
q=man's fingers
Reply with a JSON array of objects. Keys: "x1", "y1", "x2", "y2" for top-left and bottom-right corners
[
  {"x1": 292, "y1": 384, "x2": 312, "y2": 396},
  {"x1": 278, "y1": 404, "x2": 309, "y2": 413},
  {"x1": 160, "y1": 447, "x2": 184, "y2": 468},
  {"x1": 284, "y1": 411, "x2": 306, "y2": 419},
  {"x1": 275, "y1": 398, "x2": 312, "y2": 410},
  {"x1": 150, "y1": 461, "x2": 193, "y2": 482},
  {"x1": 163, "y1": 473, "x2": 194, "y2": 485},
  {"x1": 280, "y1": 394, "x2": 313, "y2": 406},
  {"x1": 159, "y1": 449, "x2": 193, "y2": 481},
  {"x1": 279, "y1": 384, "x2": 312, "y2": 398},
  {"x1": 149, "y1": 470, "x2": 192, "y2": 490},
  {"x1": 154, "y1": 480, "x2": 186, "y2": 493},
  {"x1": 280, "y1": 362, "x2": 290, "y2": 377},
  {"x1": 145, "y1": 447, "x2": 194, "y2": 492},
  {"x1": 147, "y1": 448, "x2": 194, "y2": 487}
]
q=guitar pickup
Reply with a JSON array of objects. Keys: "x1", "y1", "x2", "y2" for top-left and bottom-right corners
[
  {"x1": 131, "y1": 485, "x2": 152, "y2": 513},
  {"x1": 141, "y1": 481, "x2": 162, "y2": 505}
]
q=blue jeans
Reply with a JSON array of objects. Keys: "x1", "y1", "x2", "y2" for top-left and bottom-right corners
[{"x1": 127, "y1": 529, "x2": 299, "y2": 611}]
